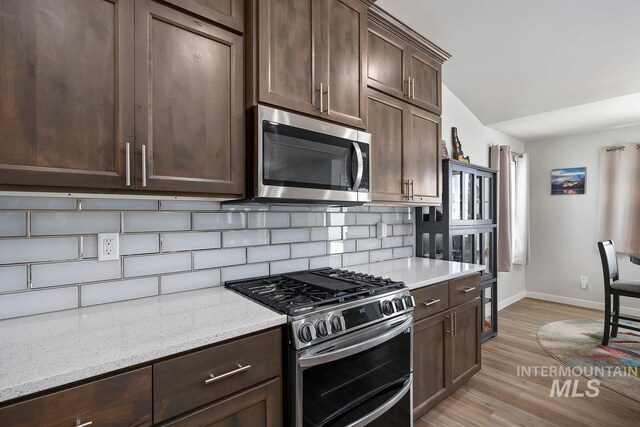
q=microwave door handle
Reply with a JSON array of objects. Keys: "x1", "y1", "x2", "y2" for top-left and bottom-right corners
[
  {"x1": 298, "y1": 315, "x2": 412, "y2": 368},
  {"x1": 345, "y1": 376, "x2": 412, "y2": 427},
  {"x1": 351, "y1": 142, "x2": 363, "y2": 191}
]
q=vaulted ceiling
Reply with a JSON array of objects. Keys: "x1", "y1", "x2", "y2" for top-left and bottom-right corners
[{"x1": 377, "y1": 0, "x2": 640, "y2": 141}]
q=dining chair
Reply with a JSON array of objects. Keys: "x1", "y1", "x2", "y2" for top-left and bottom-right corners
[{"x1": 597, "y1": 240, "x2": 640, "y2": 346}]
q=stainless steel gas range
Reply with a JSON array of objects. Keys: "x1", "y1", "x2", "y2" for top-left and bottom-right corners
[{"x1": 226, "y1": 268, "x2": 414, "y2": 427}]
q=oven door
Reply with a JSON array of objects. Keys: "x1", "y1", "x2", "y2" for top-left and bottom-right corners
[
  {"x1": 294, "y1": 314, "x2": 412, "y2": 427},
  {"x1": 257, "y1": 105, "x2": 371, "y2": 203}
]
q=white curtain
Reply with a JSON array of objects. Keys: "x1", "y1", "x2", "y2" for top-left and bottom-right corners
[
  {"x1": 597, "y1": 144, "x2": 640, "y2": 254},
  {"x1": 512, "y1": 154, "x2": 530, "y2": 265}
]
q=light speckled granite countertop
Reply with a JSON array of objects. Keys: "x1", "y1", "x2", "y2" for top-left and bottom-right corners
[
  {"x1": 0, "y1": 287, "x2": 286, "y2": 403},
  {"x1": 0, "y1": 257, "x2": 481, "y2": 403}
]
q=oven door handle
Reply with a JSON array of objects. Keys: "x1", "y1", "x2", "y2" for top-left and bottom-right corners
[
  {"x1": 298, "y1": 315, "x2": 412, "y2": 368},
  {"x1": 351, "y1": 141, "x2": 363, "y2": 191},
  {"x1": 345, "y1": 376, "x2": 412, "y2": 427}
]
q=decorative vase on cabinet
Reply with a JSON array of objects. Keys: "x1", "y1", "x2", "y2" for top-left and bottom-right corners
[{"x1": 415, "y1": 159, "x2": 498, "y2": 342}]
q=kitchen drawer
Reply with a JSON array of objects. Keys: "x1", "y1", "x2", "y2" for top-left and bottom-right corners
[
  {"x1": 0, "y1": 367, "x2": 152, "y2": 427},
  {"x1": 448, "y1": 274, "x2": 481, "y2": 307},
  {"x1": 153, "y1": 328, "x2": 282, "y2": 423},
  {"x1": 411, "y1": 282, "x2": 449, "y2": 321}
]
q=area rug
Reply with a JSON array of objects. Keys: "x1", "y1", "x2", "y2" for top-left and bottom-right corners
[{"x1": 536, "y1": 319, "x2": 640, "y2": 402}]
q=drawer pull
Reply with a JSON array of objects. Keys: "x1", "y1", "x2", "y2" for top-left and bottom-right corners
[
  {"x1": 204, "y1": 364, "x2": 251, "y2": 385},
  {"x1": 422, "y1": 299, "x2": 441, "y2": 307},
  {"x1": 461, "y1": 286, "x2": 477, "y2": 293},
  {"x1": 76, "y1": 421, "x2": 92, "y2": 427}
]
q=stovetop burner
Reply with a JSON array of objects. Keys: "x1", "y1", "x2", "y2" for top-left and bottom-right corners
[{"x1": 225, "y1": 268, "x2": 406, "y2": 316}]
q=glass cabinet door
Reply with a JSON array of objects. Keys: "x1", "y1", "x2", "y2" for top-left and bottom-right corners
[
  {"x1": 462, "y1": 172, "x2": 474, "y2": 221},
  {"x1": 481, "y1": 229, "x2": 495, "y2": 279},
  {"x1": 451, "y1": 233, "x2": 475, "y2": 264},
  {"x1": 483, "y1": 176, "x2": 493, "y2": 221},
  {"x1": 482, "y1": 285, "x2": 494, "y2": 335},
  {"x1": 451, "y1": 170, "x2": 462, "y2": 221}
]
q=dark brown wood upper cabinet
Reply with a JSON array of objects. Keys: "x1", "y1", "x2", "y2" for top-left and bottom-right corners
[
  {"x1": 253, "y1": 0, "x2": 368, "y2": 128},
  {"x1": 135, "y1": 0, "x2": 244, "y2": 196},
  {"x1": 0, "y1": 0, "x2": 134, "y2": 190},
  {"x1": 162, "y1": 0, "x2": 245, "y2": 33},
  {"x1": 408, "y1": 49, "x2": 441, "y2": 113},
  {"x1": 404, "y1": 106, "x2": 441, "y2": 204},
  {"x1": 367, "y1": 22, "x2": 408, "y2": 101}
]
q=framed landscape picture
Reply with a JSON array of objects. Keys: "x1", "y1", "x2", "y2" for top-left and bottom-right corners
[{"x1": 551, "y1": 167, "x2": 586, "y2": 195}]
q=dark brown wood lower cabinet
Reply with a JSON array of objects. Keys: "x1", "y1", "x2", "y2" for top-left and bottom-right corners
[
  {"x1": 412, "y1": 295, "x2": 481, "y2": 420},
  {"x1": 161, "y1": 378, "x2": 282, "y2": 427}
]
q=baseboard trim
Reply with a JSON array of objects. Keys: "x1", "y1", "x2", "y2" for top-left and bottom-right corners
[
  {"x1": 497, "y1": 291, "x2": 527, "y2": 311},
  {"x1": 525, "y1": 291, "x2": 640, "y2": 317}
]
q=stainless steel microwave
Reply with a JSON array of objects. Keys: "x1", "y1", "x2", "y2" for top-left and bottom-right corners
[{"x1": 246, "y1": 105, "x2": 371, "y2": 205}]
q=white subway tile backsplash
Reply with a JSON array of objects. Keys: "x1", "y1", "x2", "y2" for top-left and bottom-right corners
[
  {"x1": 381, "y1": 213, "x2": 407, "y2": 224},
  {"x1": 0, "y1": 265, "x2": 27, "y2": 293},
  {"x1": 0, "y1": 212, "x2": 27, "y2": 237},
  {"x1": 370, "y1": 248, "x2": 393, "y2": 262},
  {"x1": 356, "y1": 213, "x2": 381, "y2": 225},
  {"x1": 327, "y1": 213, "x2": 356, "y2": 226},
  {"x1": 327, "y1": 240, "x2": 356, "y2": 254},
  {"x1": 0, "y1": 196, "x2": 76, "y2": 210},
  {"x1": 81, "y1": 198, "x2": 158, "y2": 211},
  {"x1": 270, "y1": 258, "x2": 309, "y2": 275},
  {"x1": 248, "y1": 212, "x2": 290, "y2": 229},
  {"x1": 342, "y1": 226, "x2": 370, "y2": 239},
  {"x1": 382, "y1": 236, "x2": 404, "y2": 248},
  {"x1": 0, "y1": 237, "x2": 78, "y2": 264},
  {"x1": 272, "y1": 228, "x2": 310, "y2": 244},
  {"x1": 222, "y1": 229, "x2": 269, "y2": 247},
  {"x1": 161, "y1": 269, "x2": 221, "y2": 294},
  {"x1": 222, "y1": 263, "x2": 269, "y2": 282},
  {"x1": 81, "y1": 277, "x2": 158, "y2": 307},
  {"x1": 32, "y1": 212, "x2": 119, "y2": 235},
  {"x1": 393, "y1": 246, "x2": 413, "y2": 258},
  {"x1": 367, "y1": 206, "x2": 397, "y2": 213},
  {"x1": 357, "y1": 238, "x2": 382, "y2": 251},
  {"x1": 194, "y1": 248, "x2": 246, "y2": 269},
  {"x1": 121, "y1": 234, "x2": 161, "y2": 255},
  {"x1": 193, "y1": 212, "x2": 246, "y2": 230},
  {"x1": 403, "y1": 235, "x2": 414, "y2": 246},
  {"x1": 392, "y1": 224, "x2": 413, "y2": 236},
  {"x1": 124, "y1": 253, "x2": 191, "y2": 278},
  {"x1": 291, "y1": 212, "x2": 326, "y2": 227},
  {"x1": 160, "y1": 200, "x2": 221, "y2": 211},
  {"x1": 247, "y1": 245, "x2": 290, "y2": 263},
  {"x1": 123, "y1": 212, "x2": 190, "y2": 232},
  {"x1": 0, "y1": 286, "x2": 78, "y2": 320},
  {"x1": 310, "y1": 227, "x2": 341, "y2": 241},
  {"x1": 310, "y1": 254, "x2": 342, "y2": 269},
  {"x1": 342, "y1": 252, "x2": 369, "y2": 266},
  {"x1": 31, "y1": 260, "x2": 121, "y2": 288},
  {"x1": 342, "y1": 206, "x2": 369, "y2": 212},
  {"x1": 82, "y1": 235, "x2": 98, "y2": 258},
  {"x1": 162, "y1": 232, "x2": 220, "y2": 252},
  {"x1": 291, "y1": 241, "x2": 326, "y2": 258}
]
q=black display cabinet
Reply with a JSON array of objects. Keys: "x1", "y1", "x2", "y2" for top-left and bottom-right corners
[{"x1": 416, "y1": 159, "x2": 498, "y2": 342}]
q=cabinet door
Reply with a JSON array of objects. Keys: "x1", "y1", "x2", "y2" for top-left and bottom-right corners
[
  {"x1": 367, "y1": 22, "x2": 408, "y2": 101},
  {"x1": 413, "y1": 311, "x2": 451, "y2": 419},
  {"x1": 257, "y1": 0, "x2": 322, "y2": 117},
  {"x1": 367, "y1": 90, "x2": 406, "y2": 202},
  {"x1": 404, "y1": 106, "x2": 441, "y2": 204},
  {"x1": 135, "y1": 0, "x2": 244, "y2": 196},
  {"x1": 163, "y1": 0, "x2": 244, "y2": 32},
  {"x1": 0, "y1": 0, "x2": 133, "y2": 190},
  {"x1": 162, "y1": 378, "x2": 282, "y2": 427},
  {"x1": 451, "y1": 298, "x2": 481, "y2": 388},
  {"x1": 407, "y1": 48, "x2": 441, "y2": 114},
  {"x1": 322, "y1": 0, "x2": 367, "y2": 128}
]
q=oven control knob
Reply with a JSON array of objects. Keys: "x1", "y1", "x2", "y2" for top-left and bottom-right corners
[
  {"x1": 316, "y1": 319, "x2": 329, "y2": 337},
  {"x1": 330, "y1": 315, "x2": 345, "y2": 333},
  {"x1": 298, "y1": 323, "x2": 315, "y2": 343},
  {"x1": 393, "y1": 297, "x2": 405, "y2": 312},
  {"x1": 381, "y1": 300, "x2": 394, "y2": 315},
  {"x1": 403, "y1": 296, "x2": 415, "y2": 309}
]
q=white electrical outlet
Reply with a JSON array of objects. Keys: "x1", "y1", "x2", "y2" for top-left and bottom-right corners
[
  {"x1": 580, "y1": 275, "x2": 588, "y2": 289},
  {"x1": 376, "y1": 222, "x2": 388, "y2": 239},
  {"x1": 98, "y1": 233, "x2": 119, "y2": 261}
]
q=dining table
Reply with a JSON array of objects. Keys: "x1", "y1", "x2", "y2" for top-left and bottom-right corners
[{"x1": 631, "y1": 254, "x2": 640, "y2": 265}]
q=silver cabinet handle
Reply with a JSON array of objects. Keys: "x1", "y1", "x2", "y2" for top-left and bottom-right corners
[
  {"x1": 448, "y1": 313, "x2": 454, "y2": 337},
  {"x1": 403, "y1": 180, "x2": 410, "y2": 200},
  {"x1": 410, "y1": 179, "x2": 414, "y2": 200},
  {"x1": 412, "y1": 77, "x2": 416, "y2": 99},
  {"x1": 352, "y1": 142, "x2": 363, "y2": 191},
  {"x1": 76, "y1": 421, "x2": 92, "y2": 427},
  {"x1": 326, "y1": 84, "x2": 330, "y2": 115},
  {"x1": 205, "y1": 364, "x2": 251, "y2": 385},
  {"x1": 141, "y1": 144, "x2": 147, "y2": 187},
  {"x1": 462, "y1": 286, "x2": 476, "y2": 293},
  {"x1": 125, "y1": 142, "x2": 131, "y2": 186},
  {"x1": 422, "y1": 298, "x2": 440, "y2": 307},
  {"x1": 407, "y1": 76, "x2": 411, "y2": 98},
  {"x1": 453, "y1": 312, "x2": 457, "y2": 336},
  {"x1": 318, "y1": 82, "x2": 324, "y2": 113}
]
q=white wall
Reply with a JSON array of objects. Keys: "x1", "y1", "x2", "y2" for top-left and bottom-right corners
[
  {"x1": 441, "y1": 85, "x2": 527, "y2": 306},
  {"x1": 526, "y1": 124, "x2": 640, "y2": 314}
]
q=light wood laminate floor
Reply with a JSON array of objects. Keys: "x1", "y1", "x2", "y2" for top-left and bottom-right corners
[{"x1": 416, "y1": 298, "x2": 639, "y2": 427}]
